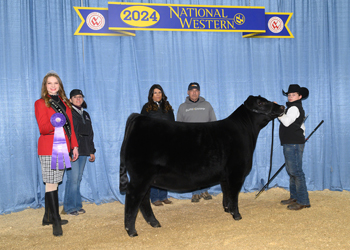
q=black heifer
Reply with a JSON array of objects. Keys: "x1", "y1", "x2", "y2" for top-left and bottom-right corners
[{"x1": 120, "y1": 95, "x2": 284, "y2": 237}]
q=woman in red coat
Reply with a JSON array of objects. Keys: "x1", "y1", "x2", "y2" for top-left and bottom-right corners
[{"x1": 35, "y1": 71, "x2": 79, "y2": 236}]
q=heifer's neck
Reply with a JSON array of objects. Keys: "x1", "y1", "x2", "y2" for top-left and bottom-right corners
[{"x1": 228, "y1": 104, "x2": 270, "y2": 145}]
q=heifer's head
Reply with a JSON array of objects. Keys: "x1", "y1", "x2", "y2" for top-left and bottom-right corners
[{"x1": 244, "y1": 95, "x2": 285, "y2": 126}]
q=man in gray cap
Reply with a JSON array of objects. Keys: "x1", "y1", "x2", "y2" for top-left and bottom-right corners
[{"x1": 177, "y1": 82, "x2": 217, "y2": 202}]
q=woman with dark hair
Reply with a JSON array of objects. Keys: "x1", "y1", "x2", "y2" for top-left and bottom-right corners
[
  {"x1": 63, "y1": 89, "x2": 96, "y2": 216},
  {"x1": 35, "y1": 71, "x2": 79, "y2": 236},
  {"x1": 141, "y1": 84, "x2": 175, "y2": 206}
]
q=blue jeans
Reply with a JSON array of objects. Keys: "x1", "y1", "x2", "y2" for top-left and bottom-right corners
[
  {"x1": 150, "y1": 187, "x2": 167, "y2": 203},
  {"x1": 64, "y1": 156, "x2": 87, "y2": 213},
  {"x1": 193, "y1": 188, "x2": 209, "y2": 195},
  {"x1": 283, "y1": 144, "x2": 310, "y2": 205}
]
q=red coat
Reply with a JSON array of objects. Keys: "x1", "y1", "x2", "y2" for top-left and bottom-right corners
[{"x1": 35, "y1": 97, "x2": 79, "y2": 155}]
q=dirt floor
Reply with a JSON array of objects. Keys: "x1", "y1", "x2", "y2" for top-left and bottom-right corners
[{"x1": 1, "y1": 188, "x2": 349, "y2": 250}]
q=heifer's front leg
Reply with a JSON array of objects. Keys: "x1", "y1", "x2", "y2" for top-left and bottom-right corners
[
  {"x1": 230, "y1": 181, "x2": 243, "y2": 220},
  {"x1": 140, "y1": 189, "x2": 161, "y2": 228},
  {"x1": 232, "y1": 203, "x2": 242, "y2": 220},
  {"x1": 220, "y1": 181, "x2": 231, "y2": 213}
]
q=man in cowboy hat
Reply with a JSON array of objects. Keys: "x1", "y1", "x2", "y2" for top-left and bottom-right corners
[{"x1": 278, "y1": 84, "x2": 311, "y2": 210}]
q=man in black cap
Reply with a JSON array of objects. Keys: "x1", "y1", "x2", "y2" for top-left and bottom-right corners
[
  {"x1": 177, "y1": 82, "x2": 217, "y2": 202},
  {"x1": 278, "y1": 84, "x2": 311, "y2": 210}
]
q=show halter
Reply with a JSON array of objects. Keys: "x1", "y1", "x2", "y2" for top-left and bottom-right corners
[{"x1": 244, "y1": 100, "x2": 276, "y2": 117}]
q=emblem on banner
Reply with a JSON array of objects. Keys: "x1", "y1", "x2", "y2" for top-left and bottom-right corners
[
  {"x1": 234, "y1": 13, "x2": 245, "y2": 25},
  {"x1": 268, "y1": 16, "x2": 284, "y2": 33},
  {"x1": 86, "y1": 12, "x2": 105, "y2": 30}
]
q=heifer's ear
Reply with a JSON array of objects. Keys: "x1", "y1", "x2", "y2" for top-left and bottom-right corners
[{"x1": 244, "y1": 95, "x2": 256, "y2": 109}]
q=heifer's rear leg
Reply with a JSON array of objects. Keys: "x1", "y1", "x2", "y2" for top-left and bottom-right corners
[
  {"x1": 140, "y1": 189, "x2": 161, "y2": 228},
  {"x1": 124, "y1": 180, "x2": 152, "y2": 237},
  {"x1": 124, "y1": 192, "x2": 141, "y2": 237}
]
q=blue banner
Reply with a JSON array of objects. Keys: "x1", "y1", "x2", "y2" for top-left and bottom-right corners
[
  {"x1": 74, "y1": 3, "x2": 293, "y2": 38},
  {"x1": 108, "y1": 2, "x2": 266, "y2": 33}
]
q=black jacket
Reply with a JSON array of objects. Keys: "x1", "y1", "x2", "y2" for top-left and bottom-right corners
[
  {"x1": 141, "y1": 103, "x2": 175, "y2": 121},
  {"x1": 72, "y1": 108, "x2": 96, "y2": 156}
]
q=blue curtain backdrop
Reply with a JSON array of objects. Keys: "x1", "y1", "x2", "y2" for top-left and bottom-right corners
[{"x1": 0, "y1": 0, "x2": 349, "y2": 214}]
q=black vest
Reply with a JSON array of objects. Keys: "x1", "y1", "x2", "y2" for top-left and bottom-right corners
[{"x1": 279, "y1": 100, "x2": 305, "y2": 144}]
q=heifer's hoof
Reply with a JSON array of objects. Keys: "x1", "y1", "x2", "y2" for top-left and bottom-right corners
[
  {"x1": 148, "y1": 220, "x2": 161, "y2": 228},
  {"x1": 224, "y1": 207, "x2": 229, "y2": 213},
  {"x1": 128, "y1": 232, "x2": 138, "y2": 237},
  {"x1": 126, "y1": 229, "x2": 138, "y2": 237},
  {"x1": 232, "y1": 213, "x2": 242, "y2": 220}
]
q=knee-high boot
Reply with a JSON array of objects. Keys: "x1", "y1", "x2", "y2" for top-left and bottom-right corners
[
  {"x1": 47, "y1": 190, "x2": 63, "y2": 236},
  {"x1": 42, "y1": 192, "x2": 68, "y2": 226}
]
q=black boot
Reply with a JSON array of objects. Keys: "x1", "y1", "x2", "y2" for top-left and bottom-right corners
[
  {"x1": 42, "y1": 192, "x2": 68, "y2": 226},
  {"x1": 47, "y1": 190, "x2": 63, "y2": 236}
]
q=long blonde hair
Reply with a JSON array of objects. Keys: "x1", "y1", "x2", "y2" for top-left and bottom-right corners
[{"x1": 41, "y1": 72, "x2": 72, "y2": 109}]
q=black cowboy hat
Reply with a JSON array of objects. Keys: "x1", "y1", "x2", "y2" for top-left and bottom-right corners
[{"x1": 282, "y1": 84, "x2": 309, "y2": 100}]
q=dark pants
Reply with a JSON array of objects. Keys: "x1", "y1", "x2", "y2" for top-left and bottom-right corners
[
  {"x1": 283, "y1": 144, "x2": 310, "y2": 205},
  {"x1": 150, "y1": 187, "x2": 167, "y2": 203}
]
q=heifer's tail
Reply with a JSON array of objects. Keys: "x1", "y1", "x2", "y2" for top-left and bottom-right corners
[{"x1": 119, "y1": 113, "x2": 139, "y2": 193}]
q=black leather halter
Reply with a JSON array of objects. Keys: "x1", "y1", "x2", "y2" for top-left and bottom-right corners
[{"x1": 244, "y1": 100, "x2": 274, "y2": 116}]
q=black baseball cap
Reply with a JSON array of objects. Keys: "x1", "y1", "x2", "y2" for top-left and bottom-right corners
[
  {"x1": 188, "y1": 82, "x2": 200, "y2": 91},
  {"x1": 70, "y1": 89, "x2": 84, "y2": 98}
]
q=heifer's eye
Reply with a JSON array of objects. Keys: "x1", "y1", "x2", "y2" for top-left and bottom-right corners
[{"x1": 258, "y1": 101, "x2": 265, "y2": 106}]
